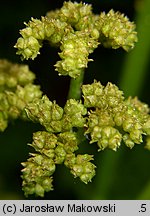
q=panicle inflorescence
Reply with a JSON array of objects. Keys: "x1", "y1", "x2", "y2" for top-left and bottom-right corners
[
  {"x1": 55, "y1": 31, "x2": 99, "y2": 78},
  {"x1": 14, "y1": 16, "x2": 73, "y2": 60},
  {"x1": 82, "y1": 81, "x2": 150, "y2": 150},
  {"x1": 62, "y1": 99, "x2": 87, "y2": 130},
  {"x1": 25, "y1": 95, "x2": 63, "y2": 133},
  {"x1": 21, "y1": 93, "x2": 97, "y2": 196},
  {"x1": 0, "y1": 59, "x2": 35, "y2": 91},
  {"x1": 22, "y1": 154, "x2": 55, "y2": 197},
  {"x1": 0, "y1": 59, "x2": 42, "y2": 131},
  {"x1": 14, "y1": 1, "x2": 137, "y2": 78},
  {"x1": 65, "y1": 153, "x2": 96, "y2": 184},
  {"x1": 22, "y1": 130, "x2": 96, "y2": 196},
  {"x1": 25, "y1": 96, "x2": 87, "y2": 132},
  {"x1": 97, "y1": 9, "x2": 138, "y2": 51},
  {"x1": 21, "y1": 79, "x2": 150, "y2": 196},
  {"x1": 5, "y1": 1, "x2": 150, "y2": 198}
]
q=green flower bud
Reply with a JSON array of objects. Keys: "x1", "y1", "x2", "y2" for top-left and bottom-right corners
[
  {"x1": 25, "y1": 96, "x2": 87, "y2": 133},
  {"x1": 65, "y1": 154, "x2": 96, "y2": 184},
  {"x1": 5, "y1": 77, "x2": 17, "y2": 88},
  {"x1": 21, "y1": 154, "x2": 55, "y2": 197},
  {"x1": 122, "y1": 118, "x2": 134, "y2": 132},
  {"x1": 59, "y1": 1, "x2": 99, "y2": 39},
  {"x1": 83, "y1": 80, "x2": 124, "y2": 110},
  {"x1": 33, "y1": 131, "x2": 57, "y2": 149},
  {"x1": 129, "y1": 96, "x2": 149, "y2": 114},
  {"x1": 87, "y1": 109, "x2": 115, "y2": 129},
  {"x1": 123, "y1": 97, "x2": 149, "y2": 144},
  {"x1": 42, "y1": 177, "x2": 53, "y2": 193},
  {"x1": 103, "y1": 82, "x2": 124, "y2": 108},
  {"x1": 58, "y1": 131, "x2": 79, "y2": 153},
  {"x1": 82, "y1": 80, "x2": 104, "y2": 107},
  {"x1": 15, "y1": 12, "x2": 73, "y2": 61},
  {"x1": 44, "y1": 18, "x2": 55, "y2": 38},
  {"x1": 62, "y1": 99, "x2": 87, "y2": 130},
  {"x1": 98, "y1": 9, "x2": 138, "y2": 51},
  {"x1": 60, "y1": 1, "x2": 90, "y2": 25},
  {"x1": 21, "y1": 130, "x2": 80, "y2": 197},
  {"x1": 55, "y1": 31, "x2": 99, "y2": 78},
  {"x1": 25, "y1": 95, "x2": 63, "y2": 132},
  {"x1": 22, "y1": 183, "x2": 35, "y2": 197},
  {"x1": 143, "y1": 118, "x2": 150, "y2": 135},
  {"x1": 48, "y1": 120, "x2": 62, "y2": 133},
  {"x1": 98, "y1": 126, "x2": 122, "y2": 151},
  {"x1": 31, "y1": 131, "x2": 57, "y2": 159},
  {"x1": 83, "y1": 81, "x2": 150, "y2": 150},
  {"x1": 4, "y1": 91, "x2": 21, "y2": 119},
  {"x1": 0, "y1": 59, "x2": 35, "y2": 91},
  {"x1": 21, "y1": 17, "x2": 45, "y2": 40},
  {"x1": 48, "y1": 19, "x2": 72, "y2": 45},
  {"x1": 113, "y1": 112, "x2": 124, "y2": 126},
  {"x1": 46, "y1": 1, "x2": 99, "y2": 40},
  {"x1": 123, "y1": 134, "x2": 135, "y2": 149},
  {"x1": 64, "y1": 153, "x2": 76, "y2": 168},
  {"x1": 15, "y1": 36, "x2": 41, "y2": 60},
  {"x1": 0, "y1": 92, "x2": 9, "y2": 131},
  {"x1": 51, "y1": 101, "x2": 64, "y2": 121},
  {"x1": 2, "y1": 84, "x2": 42, "y2": 120},
  {"x1": 129, "y1": 129, "x2": 143, "y2": 144},
  {"x1": 25, "y1": 95, "x2": 52, "y2": 122},
  {"x1": 15, "y1": 65, "x2": 35, "y2": 86},
  {"x1": 16, "y1": 16, "x2": 57, "y2": 46},
  {"x1": 15, "y1": 1, "x2": 137, "y2": 81},
  {"x1": 31, "y1": 154, "x2": 56, "y2": 176},
  {"x1": 35, "y1": 184, "x2": 45, "y2": 197},
  {"x1": 88, "y1": 124, "x2": 122, "y2": 151},
  {"x1": 16, "y1": 84, "x2": 42, "y2": 104},
  {"x1": 54, "y1": 144, "x2": 66, "y2": 164}
]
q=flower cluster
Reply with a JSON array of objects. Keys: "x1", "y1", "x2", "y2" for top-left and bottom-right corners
[
  {"x1": 22, "y1": 130, "x2": 95, "y2": 197},
  {"x1": 65, "y1": 154, "x2": 96, "y2": 184},
  {"x1": 14, "y1": 16, "x2": 72, "y2": 60},
  {"x1": 97, "y1": 9, "x2": 138, "y2": 51},
  {"x1": 55, "y1": 31, "x2": 99, "y2": 78},
  {"x1": 22, "y1": 96, "x2": 94, "y2": 196},
  {"x1": 0, "y1": 60, "x2": 42, "y2": 131},
  {"x1": 14, "y1": 1, "x2": 137, "y2": 78},
  {"x1": 4, "y1": 1, "x2": 150, "y2": 198},
  {"x1": 25, "y1": 96, "x2": 87, "y2": 132},
  {"x1": 21, "y1": 79, "x2": 150, "y2": 196},
  {"x1": 82, "y1": 81, "x2": 150, "y2": 150},
  {"x1": 0, "y1": 59, "x2": 35, "y2": 91}
]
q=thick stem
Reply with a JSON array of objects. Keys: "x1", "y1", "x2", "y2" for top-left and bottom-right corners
[{"x1": 67, "y1": 70, "x2": 85, "y2": 100}]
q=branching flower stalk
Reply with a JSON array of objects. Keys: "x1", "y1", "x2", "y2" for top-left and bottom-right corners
[{"x1": 0, "y1": 1, "x2": 150, "y2": 197}]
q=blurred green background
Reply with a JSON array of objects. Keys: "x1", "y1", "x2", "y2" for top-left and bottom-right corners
[{"x1": 0, "y1": 0, "x2": 150, "y2": 199}]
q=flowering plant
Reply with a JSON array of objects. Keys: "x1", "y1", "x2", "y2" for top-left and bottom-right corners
[{"x1": 0, "y1": 1, "x2": 150, "y2": 198}]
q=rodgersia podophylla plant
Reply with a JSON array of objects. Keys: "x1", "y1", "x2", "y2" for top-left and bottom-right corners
[{"x1": 1, "y1": 1, "x2": 150, "y2": 197}]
